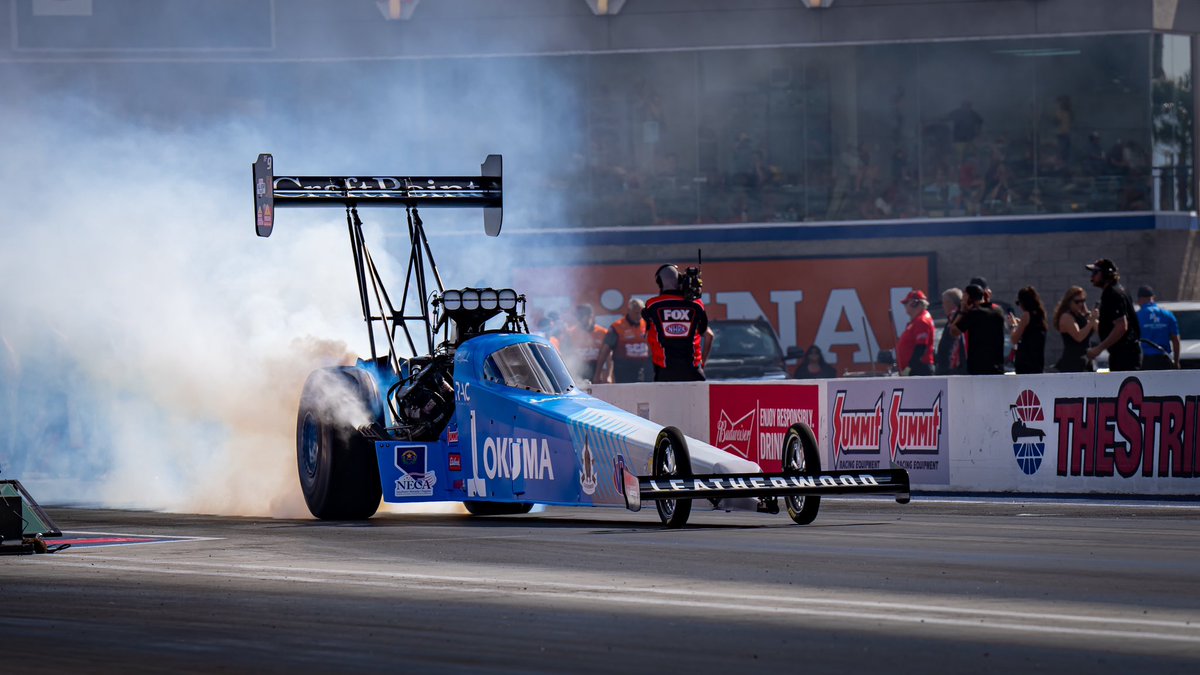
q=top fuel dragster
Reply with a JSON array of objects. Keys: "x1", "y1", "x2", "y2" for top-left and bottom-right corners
[{"x1": 252, "y1": 153, "x2": 910, "y2": 527}]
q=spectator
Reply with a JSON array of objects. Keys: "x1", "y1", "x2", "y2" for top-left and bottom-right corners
[
  {"x1": 949, "y1": 283, "x2": 1006, "y2": 375},
  {"x1": 936, "y1": 288, "x2": 967, "y2": 375},
  {"x1": 593, "y1": 298, "x2": 652, "y2": 383},
  {"x1": 794, "y1": 345, "x2": 837, "y2": 379},
  {"x1": 561, "y1": 304, "x2": 608, "y2": 383},
  {"x1": 896, "y1": 289, "x2": 935, "y2": 376},
  {"x1": 1052, "y1": 286, "x2": 1097, "y2": 373},
  {"x1": 1009, "y1": 286, "x2": 1047, "y2": 374},
  {"x1": 643, "y1": 264, "x2": 712, "y2": 382},
  {"x1": 1085, "y1": 259, "x2": 1142, "y2": 371},
  {"x1": 969, "y1": 276, "x2": 992, "y2": 303},
  {"x1": 946, "y1": 100, "x2": 984, "y2": 161},
  {"x1": 1135, "y1": 285, "x2": 1181, "y2": 370},
  {"x1": 533, "y1": 311, "x2": 562, "y2": 351}
]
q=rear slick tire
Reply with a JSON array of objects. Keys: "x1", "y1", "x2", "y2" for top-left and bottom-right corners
[
  {"x1": 782, "y1": 422, "x2": 822, "y2": 525},
  {"x1": 653, "y1": 426, "x2": 693, "y2": 529},
  {"x1": 296, "y1": 367, "x2": 383, "y2": 520}
]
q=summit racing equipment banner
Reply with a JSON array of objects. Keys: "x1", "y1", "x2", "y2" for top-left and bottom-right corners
[
  {"x1": 827, "y1": 378, "x2": 949, "y2": 485},
  {"x1": 944, "y1": 371, "x2": 1200, "y2": 495},
  {"x1": 708, "y1": 384, "x2": 820, "y2": 473},
  {"x1": 513, "y1": 255, "x2": 932, "y2": 372}
]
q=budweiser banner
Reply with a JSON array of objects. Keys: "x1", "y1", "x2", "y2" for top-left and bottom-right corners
[
  {"x1": 514, "y1": 255, "x2": 933, "y2": 371},
  {"x1": 828, "y1": 378, "x2": 949, "y2": 484},
  {"x1": 708, "y1": 383, "x2": 820, "y2": 473}
]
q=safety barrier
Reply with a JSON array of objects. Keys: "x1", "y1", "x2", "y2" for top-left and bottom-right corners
[{"x1": 592, "y1": 370, "x2": 1200, "y2": 497}]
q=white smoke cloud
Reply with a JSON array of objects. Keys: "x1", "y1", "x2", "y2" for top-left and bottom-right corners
[{"x1": 0, "y1": 53, "x2": 582, "y2": 517}]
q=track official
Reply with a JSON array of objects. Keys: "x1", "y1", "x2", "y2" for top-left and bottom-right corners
[{"x1": 643, "y1": 264, "x2": 712, "y2": 382}]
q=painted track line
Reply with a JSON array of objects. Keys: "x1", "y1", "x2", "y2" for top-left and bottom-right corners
[{"x1": 38, "y1": 556, "x2": 1200, "y2": 646}]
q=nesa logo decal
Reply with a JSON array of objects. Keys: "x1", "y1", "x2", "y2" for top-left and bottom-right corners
[{"x1": 664, "y1": 322, "x2": 690, "y2": 336}]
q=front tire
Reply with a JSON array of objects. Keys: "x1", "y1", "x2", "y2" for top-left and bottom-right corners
[
  {"x1": 653, "y1": 427, "x2": 693, "y2": 529},
  {"x1": 782, "y1": 422, "x2": 822, "y2": 525},
  {"x1": 296, "y1": 367, "x2": 383, "y2": 520}
]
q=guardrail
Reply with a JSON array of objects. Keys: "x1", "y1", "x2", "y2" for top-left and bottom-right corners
[{"x1": 593, "y1": 370, "x2": 1200, "y2": 497}]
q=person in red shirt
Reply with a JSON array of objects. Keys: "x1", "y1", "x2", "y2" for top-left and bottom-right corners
[
  {"x1": 561, "y1": 304, "x2": 608, "y2": 383},
  {"x1": 593, "y1": 298, "x2": 651, "y2": 383},
  {"x1": 642, "y1": 264, "x2": 712, "y2": 382},
  {"x1": 896, "y1": 289, "x2": 935, "y2": 376}
]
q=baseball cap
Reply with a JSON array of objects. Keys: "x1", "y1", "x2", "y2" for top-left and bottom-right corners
[
  {"x1": 902, "y1": 289, "x2": 928, "y2": 304},
  {"x1": 1137, "y1": 285, "x2": 1155, "y2": 298},
  {"x1": 1085, "y1": 258, "x2": 1118, "y2": 274},
  {"x1": 968, "y1": 276, "x2": 988, "y2": 290}
]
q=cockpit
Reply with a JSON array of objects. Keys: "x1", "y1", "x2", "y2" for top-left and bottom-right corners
[{"x1": 482, "y1": 342, "x2": 576, "y2": 395}]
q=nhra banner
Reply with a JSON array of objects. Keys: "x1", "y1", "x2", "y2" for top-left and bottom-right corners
[
  {"x1": 827, "y1": 378, "x2": 949, "y2": 485},
  {"x1": 945, "y1": 371, "x2": 1200, "y2": 495},
  {"x1": 708, "y1": 384, "x2": 820, "y2": 473},
  {"x1": 514, "y1": 255, "x2": 933, "y2": 371}
]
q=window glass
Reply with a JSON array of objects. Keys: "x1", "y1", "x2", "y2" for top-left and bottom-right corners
[
  {"x1": 1152, "y1": 33, "x2": 1194, "y2": 211},
  {"x1": 483, "y1": 342, "x2": 576, "y2": 394},
  {"x1": 711, "y1": 323, "x2": 782, "y2": 359}
]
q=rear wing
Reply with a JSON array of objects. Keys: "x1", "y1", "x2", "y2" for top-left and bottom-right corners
[{"x1": 252, "y1": 153, "x2": 503, "y2": 237}]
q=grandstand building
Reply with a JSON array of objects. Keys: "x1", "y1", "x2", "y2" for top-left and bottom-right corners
[{"x1": 4, "y1": 0, "x2": 1196, "y2": 363}]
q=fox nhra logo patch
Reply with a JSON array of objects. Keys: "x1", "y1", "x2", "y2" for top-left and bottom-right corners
[
  {"x1": 658, "y1": 308, "x2": 693, "y2": 337},
  {"x1": 395, "y1": 445, "x2": 436, "y2": 497}
]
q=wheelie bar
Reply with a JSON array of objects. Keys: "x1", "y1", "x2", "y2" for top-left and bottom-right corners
[{"x1": 620, "y1": 468, "x2": 911, "y2": 512}]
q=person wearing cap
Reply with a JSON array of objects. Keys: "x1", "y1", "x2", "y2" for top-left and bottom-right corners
[
  {"x1": 896, "y1": 289, "x2": 935, "y2": 376},
  {"x1": 1135, "y1": 285, "x2": 1180, "y2": 370},
  {"x1": 969, "y1": 276, "x2": 992, "y2": 303},
  {"x1": 1085, "y1": 258, "x2": 1142, "y2": 371},
  {"x1": 949, "y1": 283, "x2": 1006, "y2": 375}
]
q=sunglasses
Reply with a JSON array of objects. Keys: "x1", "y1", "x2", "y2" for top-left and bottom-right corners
[{"x1": 1072, "y1": 298, "x2": 1087, "y2": 305}]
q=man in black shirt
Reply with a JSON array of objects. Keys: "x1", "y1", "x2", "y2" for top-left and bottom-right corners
[
  {"x1": 1085, "y1": 258, "x2": 1141, "y2": 371},
  {"x1": 949, "y1": 283, "x2": 1006, "y2": 375},
  {"x1": 642, "y1": 264, "x2": 712, "y2": 382}
]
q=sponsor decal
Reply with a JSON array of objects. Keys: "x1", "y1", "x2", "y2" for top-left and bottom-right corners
[
  {"x1": 482, "y1": 436, "x2": 556, "y2": 481},
  {"x1": 887, "y1": 390, "x2": 942, "y2": 460},
  {"x1": 709, "y1": 385, "x2": 820, "y2": 472},
  {"x1": 714, "y1": 408, "x2": 755, "y2": 459},
  {"x1": 663, "y1": 321, "x2": 690, "y2": 336},
  {"x1": 1010, "y1": 390, "x2": 1047, "y2": 475},
  {"x1": 448, "y1": 452, "x2": 462, "y2": 471},
  {"x1": 1054, "y1": 377, "x2": 1199, "y2": 478},
  {"x1": 832, "y1": 392, "x2": 884, "y2": 459},
  {"x1": 612, "y1": 454, "x2": 627, "y2": 493},
  {"x1": 394, "y1": 445, "x2": 436, "y2": 497},
  {"x1": 829, "y1": 381, "x2": 948, "y2": 482},
  {"x1": 448, "y1": 430, "x2": 459, "y2": 445},
  {"x1": 580, "y1": 436, "x2": 598, "y2": 496},
  {"x1": 646, "y1": 474, "x2": 882, "y2": 492}
]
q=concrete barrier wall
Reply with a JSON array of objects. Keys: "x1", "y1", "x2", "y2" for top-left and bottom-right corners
[{"x1": 593, "y1": 370, "x2": 1200, "y2": 496}]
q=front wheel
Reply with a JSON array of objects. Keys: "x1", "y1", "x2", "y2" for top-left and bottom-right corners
[
  {"x1": 653, "y1": 427, "x2": 692, "y2": 529},
  {"x1": 782, "y1": 422, "x2": 821, "y2": 525}
]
